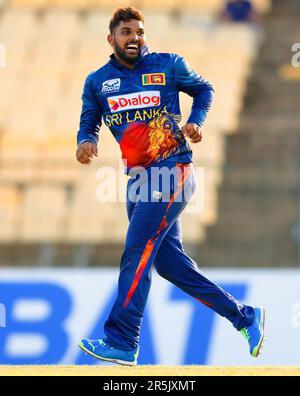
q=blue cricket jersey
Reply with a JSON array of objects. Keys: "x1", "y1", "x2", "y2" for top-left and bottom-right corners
[{"x1": 77, "y1": 46, "x2": 214, "y2": 169}]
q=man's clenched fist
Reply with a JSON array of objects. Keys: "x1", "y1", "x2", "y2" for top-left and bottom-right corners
[
  {"x1": 76, "y1": 142, "x2": 98, "y2": 164},
  {"x1": 181, "y1": 123, "x2": 203, "y2": 143}
]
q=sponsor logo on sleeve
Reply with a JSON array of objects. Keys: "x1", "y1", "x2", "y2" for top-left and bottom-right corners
[
  {"x1": 102, "y1": 78, "x2": 121, "y2": 94},
  {"x1": 108, "y1": 91, "x2": 161, "y2": 112}
]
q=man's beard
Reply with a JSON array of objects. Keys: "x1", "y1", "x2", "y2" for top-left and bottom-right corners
[{"x1": 114, "y1": 41, "x2": 142, "y2": 65}]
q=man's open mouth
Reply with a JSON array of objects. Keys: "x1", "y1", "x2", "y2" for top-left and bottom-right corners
[{"x1": 125, "y1": 44, "x2": 140, "y2": 55}]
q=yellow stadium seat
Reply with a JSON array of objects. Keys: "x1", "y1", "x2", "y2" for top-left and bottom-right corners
[
  {"x1": 140, "y1": 0, "x2": 178, "y2": 10},
  {"x1": 67, "y1": 168, "x2": 109, "y2": 242},
  {"x1": 9, "y1": 0, "x2": 50, "y2": 7},
  {"x1": 0, "y1": 10, "x2": 37, "y2": 70},
  {"x1": 0, "y1": 187, "x2": 21, "y2": 241},
  {"x1": 20, "y1": 185, "x2": 67, "y2": 242},
  {"x1": 52, "y1": 0, "x2": 90, "y2": 9},
  {"x1": 0, "y1": 163, "x2": 37, "y2": 184}
]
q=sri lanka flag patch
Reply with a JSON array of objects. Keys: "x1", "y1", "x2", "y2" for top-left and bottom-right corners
[{"x1": 142, "y1": 73, "x2": 166, "y2": 85}]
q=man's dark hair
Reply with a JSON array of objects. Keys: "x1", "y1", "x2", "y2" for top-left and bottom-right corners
[{"x1": 109, "y1": 7, "x2": 144, "y2": 33}]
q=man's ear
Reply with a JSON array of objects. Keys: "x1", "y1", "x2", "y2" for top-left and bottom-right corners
[{"x1": 107, "y1": 34, "x2": 113, "y2": 47}]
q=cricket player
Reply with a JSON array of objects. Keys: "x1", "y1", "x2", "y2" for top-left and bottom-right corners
[{"x1": 77, "y1": 7, "x2": 265, "y2": 365}]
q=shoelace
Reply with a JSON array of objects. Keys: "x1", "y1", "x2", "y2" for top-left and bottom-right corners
[{"x1": 99, "y1": 339, "x2": 114, "y2": 350}]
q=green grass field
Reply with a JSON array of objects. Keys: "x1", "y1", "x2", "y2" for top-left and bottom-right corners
[{"x1": 0, "y1": 366, "x2": 299, "y2": 376}]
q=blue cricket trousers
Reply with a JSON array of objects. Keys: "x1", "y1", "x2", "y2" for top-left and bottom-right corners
[{"x1": 104, "y1": 161, "x2": 254, "y2": 350}]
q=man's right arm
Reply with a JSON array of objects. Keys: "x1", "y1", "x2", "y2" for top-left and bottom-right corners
[{"x1": 76, "y1": 74, "x2": 102, "y2": 164}]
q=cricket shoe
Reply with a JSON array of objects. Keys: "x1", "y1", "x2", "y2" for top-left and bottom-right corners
[
  {"x1": 79, "y1": 337, "x2": 139, "y2": 366},
  {"x1": 240, "y1": 307, "x2": 266, "y2": 357}
]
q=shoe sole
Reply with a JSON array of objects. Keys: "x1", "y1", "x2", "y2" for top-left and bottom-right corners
[
  {"x1": 78, "y1": 342, "x2": 137, "y2": 366},
  {"x1": 252, "y1": 308, "x2": 266, "y2": 358}
]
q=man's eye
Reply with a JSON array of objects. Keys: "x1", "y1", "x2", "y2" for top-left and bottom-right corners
[{"x1": 138, "y1": 32, "x2": 144, "y2": 36}]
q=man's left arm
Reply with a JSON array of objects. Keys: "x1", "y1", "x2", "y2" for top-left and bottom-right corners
[{"x1": 174, "y1": 55, "x2": 214, "y2": 143}]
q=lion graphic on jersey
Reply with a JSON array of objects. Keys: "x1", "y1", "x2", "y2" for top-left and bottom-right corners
[{"x1": 147, "y1": 114, "x2": 183, "y2": 162}]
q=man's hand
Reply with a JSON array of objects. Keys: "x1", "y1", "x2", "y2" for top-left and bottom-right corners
[
  {"x1": 76, "y1": 142, "x2": 98, "y2": 164},
  {"x1": 181, "y1": 123, "x2": 203, "y2": 143}
]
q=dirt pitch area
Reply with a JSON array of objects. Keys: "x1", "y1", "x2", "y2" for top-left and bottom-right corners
[{"x1": 0, "y1": 366, "x2": 299, "y2": 376}]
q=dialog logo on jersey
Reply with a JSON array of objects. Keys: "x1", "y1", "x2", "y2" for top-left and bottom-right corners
[{"x1": 108, "y1": 91, "x2": 161, "y2": 113}]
